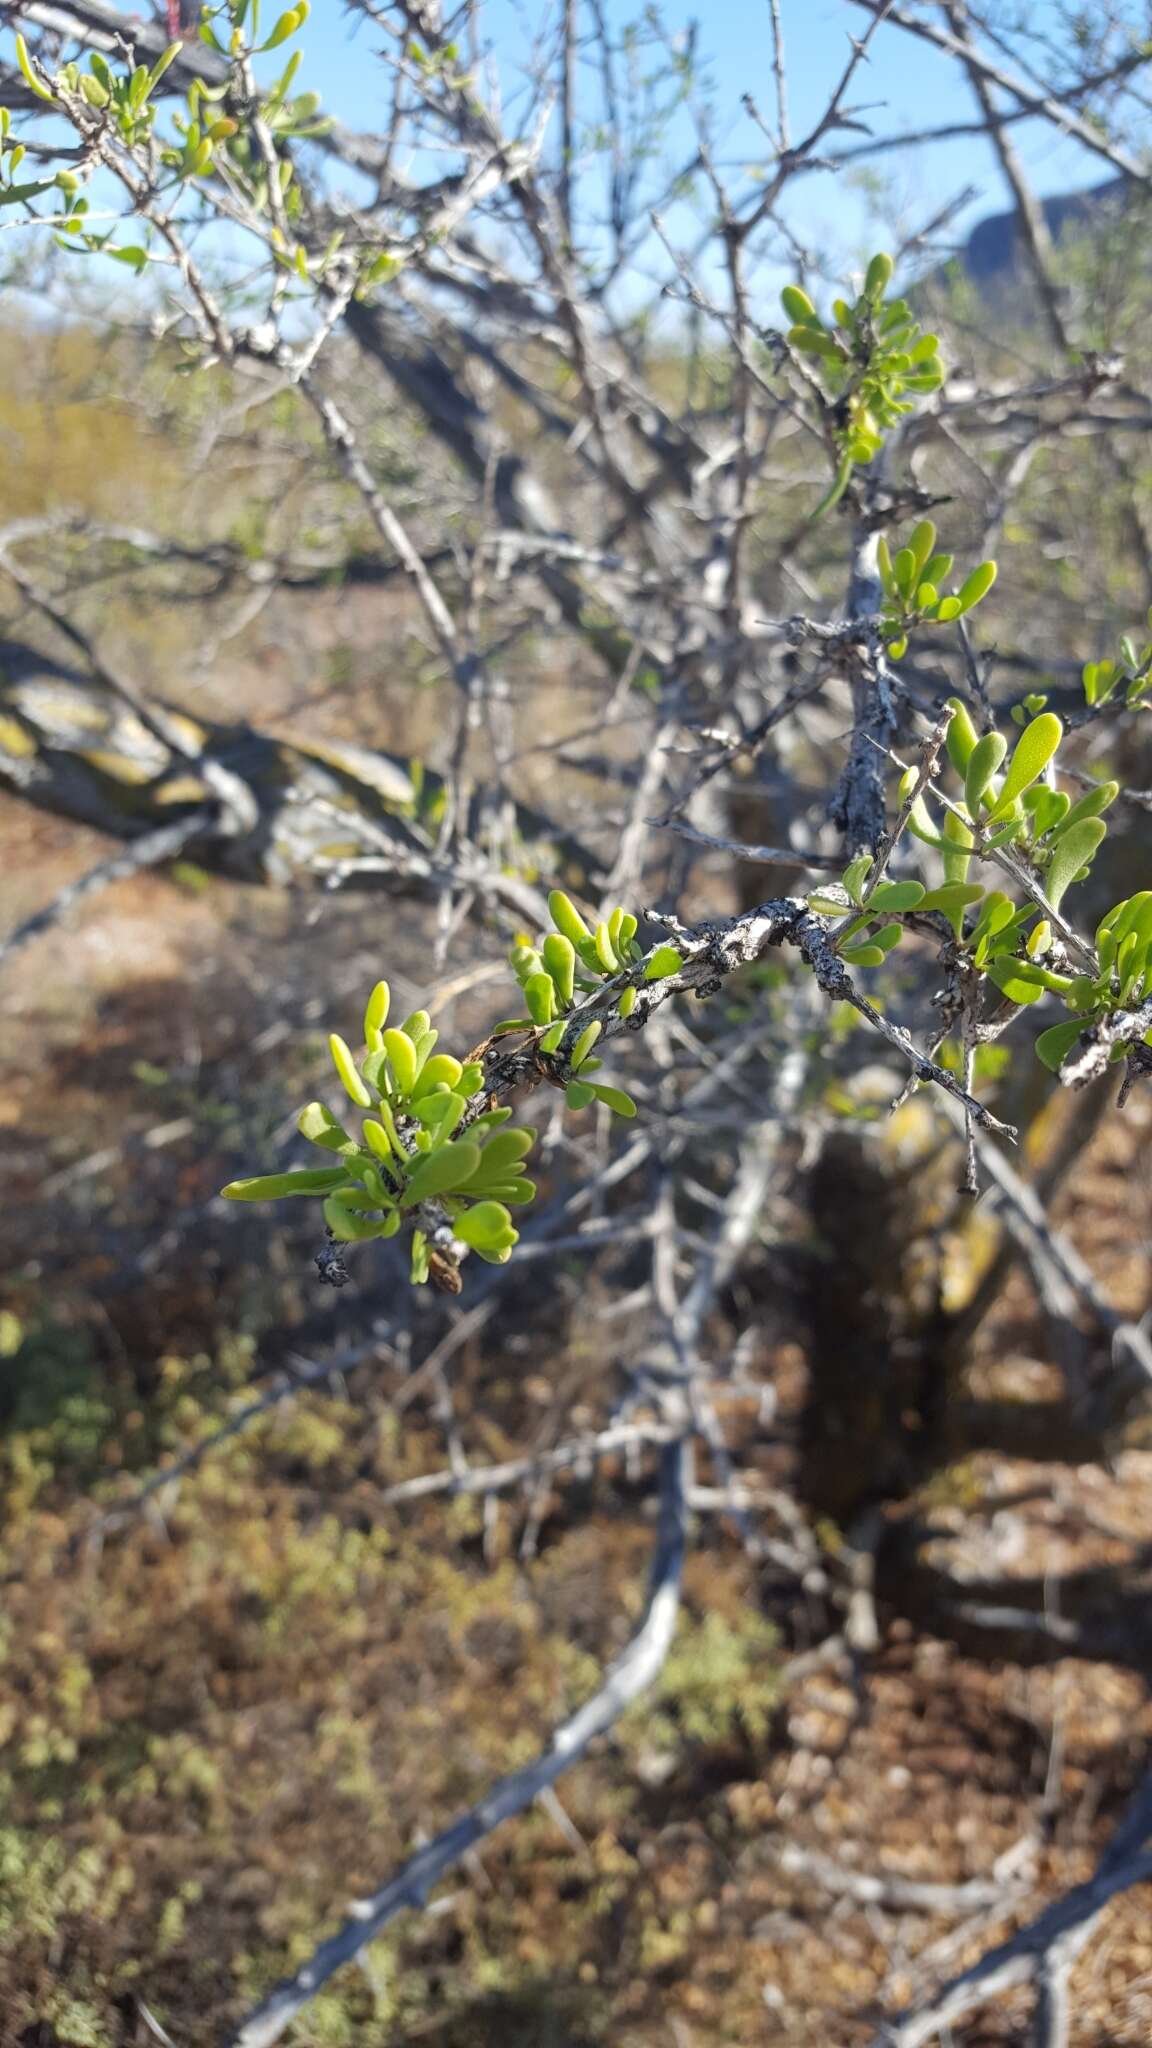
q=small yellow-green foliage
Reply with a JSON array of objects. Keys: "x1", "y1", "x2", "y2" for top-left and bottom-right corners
[{"x1": 642, "y1": 1609, "x2": 781, "y2": 1751}]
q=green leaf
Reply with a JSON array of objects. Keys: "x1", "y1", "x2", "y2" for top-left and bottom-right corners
[
  {"x1": 901, "y1": 779, "x2": 949, "y2": 851},
  {"x1": 362, "y1": 1118, "x2": 394, "y2": 1163},
  {"x1": 842, "y1": 855, "x2": 872, "y2": 906},
  {"x1": 865, "y1": 251, "x2": 894, "y2": 298},
  {"x1": 149, "y1": 40, "x2": 183, "y2": 88},
  {"x1": 222, "y1": 1167, "x2": 349, "y2": 1200},
  {"x1": 618, "y1": 986, "x2": 638, "y2": 1018},
  {"x1": 985, "y1": 713, "x2": 1063, "y2": 820},
  {"x1": 643, "y1": 944, "x2": 683, "y2": 980},
  {"x1": 471, "y1": 1130, "x2": 535, "y2": 1178},
  {"x1": 986, "y1": 907, "x2": 1038, "y2": 962},
  {"x1": 902, "y1": 361, "x2": 943, "y2": 391},
  {"x1": 265, "y1": 48, "x2": 303, "y2": 108},
  {"x1": 510, "y1": 942, "x2": 542, "y2": 980},
  {"x1": 1045, "y1": 818, "x2": 1106, "y2": 909},
  {"x1": 99, "y1": 244, "x2": 148, "y2": 273},
  {"x1": 1119, "y1": 930, "x2": 1148, "y2": 1003},
  {"x1": 1121, "y1": 897, "x2": 1152, "y2": 959},
  {"x1": 324, "y1": 1193, "x2": 390, "y2": 1241},
  {"x1": 468, "y1": 1108, "x2": 513, "y2": 1136},
  {"x1": 590, "y1": 1084, "x2": 636, "y2": 1117},
  {"x1": 985, "y1": 958, "x2": 1046, "y2": 1005},
  {"x1": 1048, "y1": 781, "x2": 1118, "y2": 840},
  {"x1": 918, "y1": 884, "x2": 983, "y2": 914},
  {"x1": 781, "y1": 283, "x2": 818, "y2": 323},
  {"x1": 566, "y1": 1080, "x2": 596, "y2": 1110},
  {"x1": 877, "y1": 536, "x2": 895, "y2": 596},
  {"x1": 964, "y1": 731, "x2": 1007, "y2": 814},
  {"x1": 1084, "y1": 659, "x2": 1120, "y2": 707},
  {"x1": 942, "y1": 807, "x2": 974, "y2": 885},
  {"x1": 907, "y1": 520, "x2": 936, "y2": 579},
  {"x1": 361, "y1": 1049, "x2": 388, "y2": 1091},
  {"x1": 1035, "y1": 1017, "x2": 1088, "y2": 1072},
  {"x1": 359, "y1": 1163, "x2": 395, "y2": 1208},
  {"x1": 593, "y1": 922, "x2": 620, "y2": 972},
  {"x1": 15, "y1": 33, "x2": 57, "y2": 102},
  {"x1": 477, "y1": 1178, "x2": 537, "y2": 1204},
  {"x1": 364, "y1": 979, "x2": 390, "y2": 1046},
  {"x1": 1024, "y1": 786, "x2": 1070, "y2": 838},
  {"x1": 570, "y1": 1021, "x2": 601, "y2": 1069},
  {"x1": 401, "y1": 1139, "x2": 483, "y2": 1208},
  {"x1": 918, "y1": 881, "x2": 983, "y2": 937},
  {"x1": 982, "y1": 804, "x2": 1027, "y2": 852},
  {"x1": 260, "y1": 2, "x2": 308, "y2": 53},
  {"x1": 810, "y1": 453, "x2": 854, "y2": 523},
  {"x1": 542, "y1": 932, "x2": 576, "y2": 1006},
  {"x1": 1101, "y1": 892, "x2": 1152, "y2": 952},
  {"x1": 549, "y1": 889, "x2": 591, "y2": 945},
  {"x1": 524, "y1": 972, "x2": 555, "y2": 1026},
  {"x1": 869, "y1": 880, "x2": 925, "y2": 913},
  {"x1": 893, "y1": 547, "x2": 917, "y2": 599},
  {"x1": 412, "y1": 1053, "x2": 464, "y2": 1099},
  {"x1": 412, "y1": 1092, "x2": 465, "y2": 1140},
  {"x1": 841, "y1": 944, "x2": 886, "y2": 966},
  {"x1": 453, "y1": 1201, "x2": 517, "y2": 1252},
  {"x1": 382, "y1": 1027, "x2": 418, "y2": 1099},
  {"x1": 968, "y1": 891, "x2": 1016, "y2": 958},
  {"x1": 298, "y1": 1101, "x2": 355, "y2": 1154},
  {"x1": 411, "y1": 1024, "x2": 439, "y2": 1070}
]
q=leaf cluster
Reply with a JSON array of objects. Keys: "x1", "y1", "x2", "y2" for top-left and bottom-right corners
[
  {"x1": 1083, "y1": 608, "x2": 1152, "y2": 708},
  {"x1": 875, "y1": 518, "x2": 997, "y2": 660},
  {"x1": 505, "y1": 890, "x2": 681, "y2": 1116},
  {"x1": 223, "y1": 979, "x2": 535, "y2": 1279},
  {"x1": 808, "y1": 697, "x2": 1152, "y2": 1084},
  {"x1": 781, "y1": 253, "x2": 944, "y2": 515}
]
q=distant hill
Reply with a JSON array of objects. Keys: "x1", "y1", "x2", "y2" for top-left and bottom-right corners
[
  {"x1": 921, "y1": 175, "x2": 1132, "y2": 303},
  {"x1": 964, "y1": 176, "x2": 1128, "y2": 282}
]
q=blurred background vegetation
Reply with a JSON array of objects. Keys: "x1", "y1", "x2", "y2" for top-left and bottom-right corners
[{"x1": 3, "y1": 3, "x2": 1152, "y2": 2042}]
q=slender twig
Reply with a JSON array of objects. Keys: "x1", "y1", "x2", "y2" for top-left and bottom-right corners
[{"x1": 869, "y1": 1792, "x2": 1152, "y2": 2046}]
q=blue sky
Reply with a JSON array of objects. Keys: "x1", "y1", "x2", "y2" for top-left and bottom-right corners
[
  {"x1": 0, "y1": 0, "x2": 1124, "y2": 318},
  {"x1": 289, "y1": 0, "x2": 1107, "y2": 273}
]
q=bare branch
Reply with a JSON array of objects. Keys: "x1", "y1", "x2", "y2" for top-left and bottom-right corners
[{"x1": 869, "y1": 1772, "x2": 1152, "y2": 2047}]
